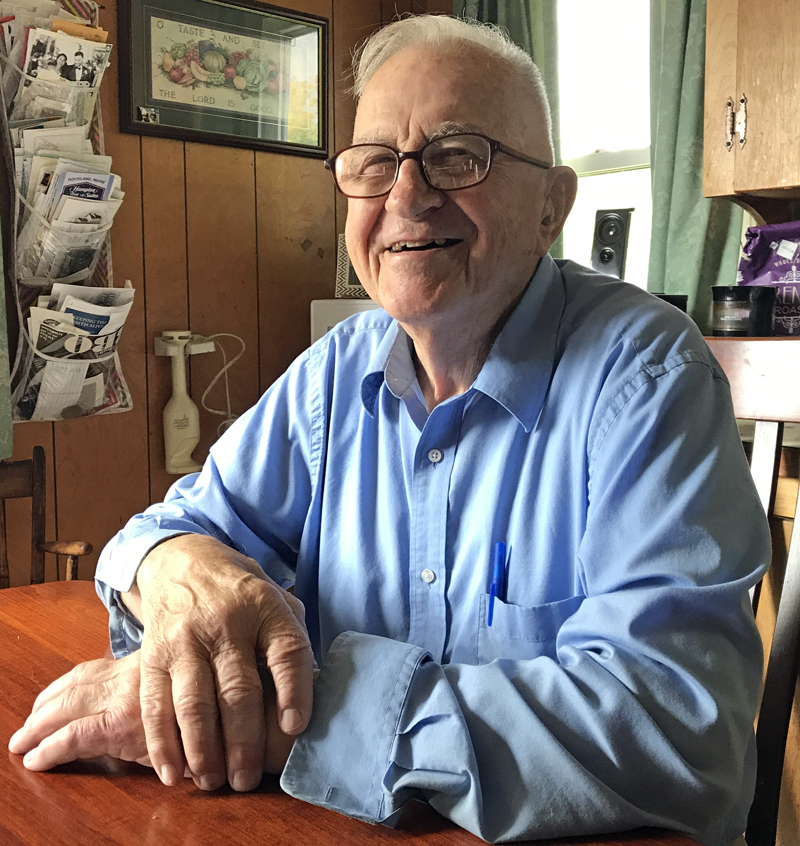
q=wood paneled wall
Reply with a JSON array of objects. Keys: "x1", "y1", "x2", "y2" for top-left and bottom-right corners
[{"x1": 5, "y1": 0, "x2": 451, "y2": 586}]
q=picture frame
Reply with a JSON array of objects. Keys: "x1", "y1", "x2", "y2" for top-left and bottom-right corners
[
  {"x1": 117, "y1": 0, "x2": 327, "y2": 157},
  {"x1": 335, "y1": 234, "x2": 369, "y2": 299}
]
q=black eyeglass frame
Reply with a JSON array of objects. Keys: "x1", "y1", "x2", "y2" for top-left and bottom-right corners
[{"x1": 323, "y1": 132, "x2": 551, "y2": 198}]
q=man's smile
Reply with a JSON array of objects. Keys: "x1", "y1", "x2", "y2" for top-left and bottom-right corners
[{"x1": 387, "y1": 238, "x2": 463, "y2": 253}]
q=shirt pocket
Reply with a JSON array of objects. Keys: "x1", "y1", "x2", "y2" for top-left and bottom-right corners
[{"x1": 478, "y1": 593, "x2": 585, "y2": 663}]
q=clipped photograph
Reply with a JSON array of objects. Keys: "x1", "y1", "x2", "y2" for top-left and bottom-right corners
[{"x1": 21, "y1": 28, "x2": 111, "y2": 88}]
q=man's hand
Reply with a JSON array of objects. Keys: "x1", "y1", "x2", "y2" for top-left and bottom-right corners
[
  {"x1": 8, "y1": 652, "x2": 151, "y2": 769},
  {"x1": 125, "y1": 534, "x2": 314, "y2": 793},
  {"x1": 8, "y1": 652, "x2": 297, "y2": 776}
]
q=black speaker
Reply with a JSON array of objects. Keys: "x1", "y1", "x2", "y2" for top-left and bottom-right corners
[{"x1": 591, "y1": 208, "x2": 634, "y2": 279}]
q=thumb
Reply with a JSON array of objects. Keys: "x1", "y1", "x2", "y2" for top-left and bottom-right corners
[{"x1": 258, "y1": 600, "x2": 315, "y2": 736}]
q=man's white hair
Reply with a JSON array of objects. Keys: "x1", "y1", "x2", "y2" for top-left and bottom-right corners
[{"x1": 352, "y1": 14, "x2": 553, "y2": 154}]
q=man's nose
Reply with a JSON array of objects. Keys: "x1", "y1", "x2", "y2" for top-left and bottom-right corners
[{"x1": 385, "y1": 158, "x2": 445, "y2": 218}]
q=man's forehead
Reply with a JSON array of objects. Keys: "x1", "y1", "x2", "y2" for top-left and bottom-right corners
[
  {"x1": 351, "y1": 44, "x2": 540, "y2": 152},
  {"x1": 352, "y1": 120, "x2": 483, "y2": 146}
]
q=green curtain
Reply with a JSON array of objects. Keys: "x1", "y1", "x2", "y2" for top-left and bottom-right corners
[
  {"x1": 455, "y1": 1, "x2": 563, "y2": 257},
  {"x1": 648, "y1": 0, "x2": 742, "y2": 332}
]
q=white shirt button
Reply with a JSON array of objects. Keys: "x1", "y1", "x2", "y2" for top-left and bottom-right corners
[
  {"x1": 428, "y1": 448, "x2": 442, "y2": 464},
  {"x1": 421, "y1": 568, "x2": 436, "y2": 584}
]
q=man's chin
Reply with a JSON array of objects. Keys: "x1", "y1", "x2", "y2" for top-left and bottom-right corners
[{"x1": 374, "y1": 284, "x2": 465, "y2": 329}]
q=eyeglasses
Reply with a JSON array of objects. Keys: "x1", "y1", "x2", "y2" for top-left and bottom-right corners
[{"x1": 324, "y1": 132, "x2": 551, "y2": 199}]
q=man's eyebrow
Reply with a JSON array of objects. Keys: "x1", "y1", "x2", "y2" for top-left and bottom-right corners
[
  {"x1": 351, "y1": 122, "x2": 484, "y2": 146},
  {"x1": 350, "y1": 134, "x2": 392, "y2": 145},
  {"x1": 428, "y1": 122, "x2": 482, "y2": 140}
]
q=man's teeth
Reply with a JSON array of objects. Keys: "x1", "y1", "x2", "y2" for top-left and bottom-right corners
[{"x1": 389, "y1": 238, "x2": 451, "y2": 252}]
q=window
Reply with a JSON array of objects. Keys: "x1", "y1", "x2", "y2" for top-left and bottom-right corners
[{"x1": 557, "y1": 1, "x2": 651, "y2": 288}]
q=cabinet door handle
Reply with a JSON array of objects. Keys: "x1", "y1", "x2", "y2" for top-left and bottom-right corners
[
  {"x1": 736, "y1": 94, "x2": 747, "y2": 148},
  {"x1": 725, "y1": 97, "x2": 734, "y2": 151}
]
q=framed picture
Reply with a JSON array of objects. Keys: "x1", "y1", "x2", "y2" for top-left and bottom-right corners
[
  {"x1": 117, "y1": 0, "x2": 327, "y2": 157},
  {"x1": 335, "y1": 234, "x2": 369, "y2": 298}
]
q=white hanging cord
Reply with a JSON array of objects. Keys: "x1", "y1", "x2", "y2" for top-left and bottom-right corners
[{"x1": 199, "y1": 333, "x2": 246, "y2": 436}]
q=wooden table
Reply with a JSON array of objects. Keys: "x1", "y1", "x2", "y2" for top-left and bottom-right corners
[{"x1": 0, "y1": 581, "x2": 702, "y2": 846}]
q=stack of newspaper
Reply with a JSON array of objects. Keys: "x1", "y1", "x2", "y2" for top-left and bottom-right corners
[
  {"x1": 16, "y1": 144, "x2": 123, "y2": 283},
  {"x1": 12, "y1": 282, "x2": 135, "y2": 420},
  {"x1": 3, "y1": 2, "x2": 118, "y2": 288}
]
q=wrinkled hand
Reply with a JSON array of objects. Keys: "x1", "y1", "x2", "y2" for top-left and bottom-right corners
[
  {"x1": 8, "y1": 652, "x2": 296, "y2": 776},
  {"x1": 8, "y1": 652, "x2": 151, "y2": 770},
  {"x1": 127, "y1": 534, "x2": 314, "y2": 792}
]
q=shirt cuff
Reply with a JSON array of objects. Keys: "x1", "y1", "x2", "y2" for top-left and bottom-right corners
[
  {"x1": 95, "y1": 529, "x2": 200, "y2": 593},
  {"x1": 95, "y1": 578, "x2": 144, "y2": 657},
  {"x1": 280, "y1": 631, "x2": 430, "y2": 824}
]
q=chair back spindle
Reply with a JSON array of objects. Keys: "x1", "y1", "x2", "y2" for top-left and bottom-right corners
[{"x1": 0, "y1": 446, "x2": 91, "y2": 588}]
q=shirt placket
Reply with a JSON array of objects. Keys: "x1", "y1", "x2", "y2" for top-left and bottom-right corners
[{"x1": 407, "y1": 398, "x2": 462, "y2": 662}]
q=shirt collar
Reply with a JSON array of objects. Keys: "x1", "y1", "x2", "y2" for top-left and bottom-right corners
[
  {"x1": 473, "y1": 254, "x2": 566, "y2": 432},
  {"x1": 360, "y1": 254, "x2": 566, "y2": 431},
  {"x1": 361, "y1": 322, "x2": 405, "y2": 416}
]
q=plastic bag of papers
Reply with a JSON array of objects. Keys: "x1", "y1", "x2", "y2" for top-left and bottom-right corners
[
  {"x1": 11, "y1": 283, "x2": 134, "y2": 421},
  {"x1": 1, "y1": 0, "x2": 132, "y2": 422}
]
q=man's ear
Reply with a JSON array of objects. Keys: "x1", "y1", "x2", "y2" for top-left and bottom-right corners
[{"x1": 536, "y1": 166, "x2": 578, "y2": 255}]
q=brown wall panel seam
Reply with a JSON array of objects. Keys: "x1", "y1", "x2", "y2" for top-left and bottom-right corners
[
  {"x1": 182, "y1": 142, "x2": 194, "y2": 418},
  {"x1": 182, "y1": 142, "x2": 191, "y2": 323},
  {"x1": 253, "y1": 150, "x2": 262, "y2": 395},
  {"x1": 137, "y1": 136, "x2": 155, "y2": 504}
]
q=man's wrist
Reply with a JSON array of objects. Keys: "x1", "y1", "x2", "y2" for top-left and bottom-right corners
[
  {"x1": 121, "y1": 533, "x2": 194, "y2": 624},
  {"x1": 135, "y1": 533, "x2": 196, "y2": 594},
  {"x1": 119, "y1": 584, "x2": 143, "y2": 625}
]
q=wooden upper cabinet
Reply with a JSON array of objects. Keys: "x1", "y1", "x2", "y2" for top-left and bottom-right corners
[
  {"x1": 704, "y1": 0, "x2": 800, "y2": 198},
  {"x1": 703, "y1": 0, "x2": 737, "y2": 197}
]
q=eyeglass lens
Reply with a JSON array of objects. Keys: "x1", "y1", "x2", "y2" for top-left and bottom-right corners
[{"x1": 334, "y1": 134, "x2": 492, "y2": 197}]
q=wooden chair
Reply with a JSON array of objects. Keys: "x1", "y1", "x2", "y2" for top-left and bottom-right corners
[
  {"x1": 0, "y1": 445, "x2": 93, "y2": 588},
  {"x1": 706, "y1": 338, "x2": 800, "y2": 846}
]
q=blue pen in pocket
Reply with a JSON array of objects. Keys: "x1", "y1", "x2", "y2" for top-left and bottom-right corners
[{"x1": 488, "y1": 541, "x2": 506, "y2": 627}]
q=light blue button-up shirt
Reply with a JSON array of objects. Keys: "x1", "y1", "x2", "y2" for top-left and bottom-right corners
[{"x1": 96, "y1": 256, "x2": 768, "y2": 846}]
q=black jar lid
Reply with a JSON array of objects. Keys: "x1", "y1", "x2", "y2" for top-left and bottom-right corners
[
  {"x1": 711, "y1": 285, "x2": 751, "y2": 302},
  {"x1": 712, "y1": 284, "x2": 776, "y2": 302}
]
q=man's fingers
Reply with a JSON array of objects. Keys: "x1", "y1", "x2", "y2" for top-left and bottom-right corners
[
  {"x1": 258, "y1": 602, "x2": 315, "y2": 736},
  {"x1": 28, "y1": 659, "x2": 114, "y2": 717},
  {"x1": 213, "y1": 645, "x2": 267, "y2": 792},
  {"x1": 271, "y1": 654, "x2": 315, "y2": 735},
  {"x1": 281, "y1": 590, "x2": 307, "y2": 625},
  {"x1": 170, "y1": 656, "x2": 226, "y2": 791},
  {"x1": 10, "y1": 684, "x2": 100, "y2": 755},
  {"x1": 10, "y1": 656, "x2": 139, "y2": 756},
  {"x1": 133, "y1": 536, "x2": 316, "y2": 789},
  {"x1": 21, "y1": 716, "x2": 107, "y2": 771},
  {"x1": 260, "y1": 672, "x2": 296, "y2": 774},
  {"x1": 9, "y1": 721, "x2": 47, "y2": 755},
  {"x1": 29, "y1": 672, "x2": 81, "y2": 717},
  {"x1": 140, "y1": 661, "x2": 186, "y2": 787},
  {"x1": 20, "y1": 713, "x2": 148, "y2": 771}
]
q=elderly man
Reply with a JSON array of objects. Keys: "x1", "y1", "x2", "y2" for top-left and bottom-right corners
[{"x1": 11, "y1": 15, "x2": 767, "y2": 846}]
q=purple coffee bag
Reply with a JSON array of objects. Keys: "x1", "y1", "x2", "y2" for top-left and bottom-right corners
[{"x1": 738, "y1": 220, "x2": 800, "y2": 335}]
